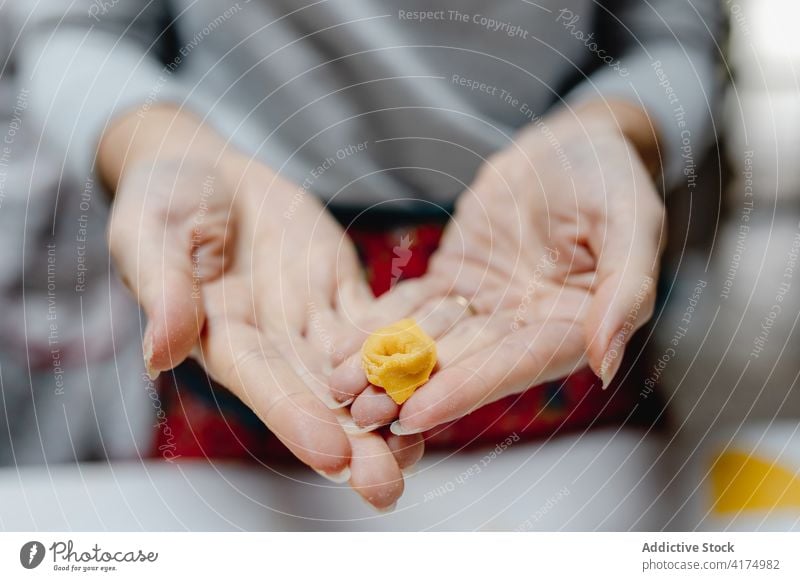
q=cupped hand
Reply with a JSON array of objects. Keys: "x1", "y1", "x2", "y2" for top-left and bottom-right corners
[
  {"x1": 103, "y1": 106, "x2": 421, "y2": 509},
  {"x1": 331, "y1": 101, "x2": 666, "y2": 436}
]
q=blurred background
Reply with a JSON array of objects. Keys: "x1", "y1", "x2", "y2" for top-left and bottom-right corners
[
  {"x1": 657, "y1": 0, "x2": 800, "y2": 530},
  {"x1": 0, "y1": 1, "x2": 798, "y2": 531}
]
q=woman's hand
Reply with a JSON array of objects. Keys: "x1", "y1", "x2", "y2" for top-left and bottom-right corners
[
  {"x1": 331, "y1": 100, "x2": 666, "y2": 435},
  {"x1": 102, "y1": 105, "x2": 420, "y2": 509}
]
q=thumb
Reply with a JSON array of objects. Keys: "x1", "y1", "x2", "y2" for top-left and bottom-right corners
[
  {"x1": 585, "y1": 267, "x2": 657, "y2": 388},
  {"x1": 585, "y1": 193, "x2": 664, "y2": 387},
  {"x1": 109, "y1": 201, "x2": 206, "y2": 379}
]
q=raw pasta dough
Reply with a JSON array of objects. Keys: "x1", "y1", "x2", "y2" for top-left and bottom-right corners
[{"x1": 361, "y1": 318, "x2": 437, "y2": 404}]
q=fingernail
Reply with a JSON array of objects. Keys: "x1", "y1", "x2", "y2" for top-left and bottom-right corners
[
  {"x1": 331, "y1": 396, "x2": 355, "y2": 410},
  {"x1": 314, "y1": 466, "x2": 351, "y2": 484},
  {"x1": 375, "y1": 502, "x2": 397, "y2": 514},
  {"x1": 599, "y1": 348, "x2": 623, "y2": 390},
  {"x1": 401, "y1": 463, "x2": 419, "y2": 478},
  {"x1": 321, "y1": 393, "x2": 354, "y2": 410},
  {"x1": 143, "y1": 328, "x2": 160, "y2": 381},
  {"x1": 390, "y1": 421, "x2": 423, "y2": 436},
  {"x1": 146, "y1": 365, "x2": 160, "y2": 381},
  {"x1": 340, "y1": 418, "x2": 381, "y2": 435},
  {"x1": 598, "y1": 328, "x2": 629, "y2": 389}
]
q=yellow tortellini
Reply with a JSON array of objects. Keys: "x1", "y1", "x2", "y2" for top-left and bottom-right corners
[{"x1": 361, "y1": 318, "x2": 437, "y2": 404}]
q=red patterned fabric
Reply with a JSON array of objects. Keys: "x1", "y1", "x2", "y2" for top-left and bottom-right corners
[{"x1": 155, "y1": 223, "x2": 656, "y2": 462}]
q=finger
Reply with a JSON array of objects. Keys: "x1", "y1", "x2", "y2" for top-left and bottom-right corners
[
  {"x1": 435, "y1": 312, "x2": 515, "y2": 367},
  {"x1": 279, "y1": 332, "x2": 411, "y2": 498},
  {"x1": 383, "y1": 431, "x2": 425, "y2": 471},
  {"x1": 331, "y1": 277, "x2": 375, "y2": 363},
  {"x1": 268, "y1": 328, "x2": 344, "y2": 411},
  {"x1": 350, "y1": 385, "x2": 399, "y2": 429},
  {"x1": 430, "y1": 248, "x2": 560, "y2": 317},
  {"x1": 414, "y1": 294, "x2": 473, "y2": 337},
  {"x1": 329, "y1": 352, "x2": 368, "y2": 404},
  {"x1": 307, "y1": 212, "x2": 368, "y2": 312},
  {"x1": 302, "y1": 303, "x2": 339, "y2": 366},
  {"x1": 392, "y1": 319, "x2": 586, "y2": 435},
  {"x1": 347, "y1": 431, "x2": 404, "y2": 511},
  {"x1": 367, "y1": 277, "x2": 452, "y2": 324},
  {"x1": 109, "y1": 199, "x2": 204, "y2": 379},
  {"x1": 334, "y1": 276, "x2": 451, "y2": 364},
  {"x1": 304, "y1": 277, "x2": 375, "y2": 370},
  {"x1": 253, "y1": 246, "x2": 310, "y2": 334},
  {"x1": 586, "y1": 187, "x2": 664, "y2": 386},
  {"x1": 424, "y1": 299, "x2": 581, "y2": 371},
  {"x1": 348, "y1": 297, "x2": 482, "y2": 430},
  {"x1": 275, "y1": 324, "x2": 409, "y2": 501},
  {"x1": 587, "y1": 270, "x2": 657, "y2": 387},
  {"x1": 328, "y1": 293, "x2": 472, "y2": 404},
  {"x1": 201, "y1": 317, "x2": 351, "y2": 478}
]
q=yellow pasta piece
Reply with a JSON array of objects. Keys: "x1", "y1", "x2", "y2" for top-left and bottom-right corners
[{"x1": 361, "y1": 318, "x2": 437, "y2": 404}]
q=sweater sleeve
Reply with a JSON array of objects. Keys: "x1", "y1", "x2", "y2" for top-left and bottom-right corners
[
  {"x1": 563, "y1": 0, "x2": 724, "y2": 190},
  {"x1": 12, "y1": 0, "x2": 185, "y2": 181}
]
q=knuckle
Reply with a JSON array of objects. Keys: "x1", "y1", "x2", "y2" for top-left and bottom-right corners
[
  {"x1": 226, "y1": 344, "x2": 281, "y2": 383},
  {"x1": 262, "y1": 389, "x2": 312, "y2": 424}
]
